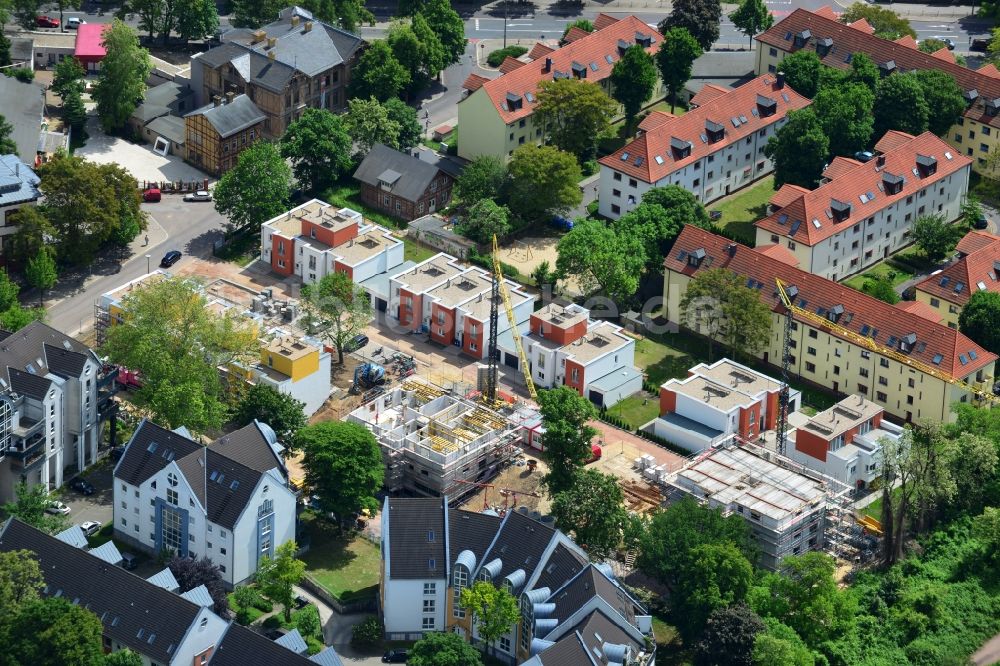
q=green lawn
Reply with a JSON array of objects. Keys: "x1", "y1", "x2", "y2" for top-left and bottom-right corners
[
  {"x1": 404, "y1": 238, "x2": 438, "y2": 264},
  {"x1": 613, "y1": 393, "x2": 660, "y2": 430},
  {"x1": 633, "y1": 336, "x2": 695, "y2": 386},
  {"x1": 647, "y1": 100, "x2": 687, "y2": 116},
  {"x1": 842, "y1": 260, "x2": 916, "y2": 292},
  {"x1": 214, "y1": 229, "x2": 259, "y2": 267},
  {"x1": 301, "y1": 521, "x2": 380, "y2": 602},
  {"x1": 708, "y1": 176, "x2": 775, "y2": 246},
  {"x1": 421, "y1": 126, "x2": 458, "y2": 154}
]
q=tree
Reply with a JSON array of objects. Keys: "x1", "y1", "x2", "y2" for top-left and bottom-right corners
[
  {"x1": 409, "y1": 631, "x2": 484, "y2": 666},
  {"x1": 62, "y1": 89, "x2": 87, "y2": 132},
  {"x1": 6, "y1": 208, "x2": 52, "y2": 266},
  {"x1": 910, "y1": 213, "x2": 954, "y2": 263},
  {"x1": 231, "y1": 585, "x2": 261, "y2": 625},
  {"x1": 764, "y1": 109, "x2": 828, "y2": 189},
  {"x1": 387, "y1": 21, "x2": 425, "y2": 90},
  {"x1": 874, "y1": 73, "x2": 929, "y2": 140},
  {"x1": 534, "y1": 78, "x2": 617, "y2": 162},
  {"x1": 0, "y1": 114, "x2": 15, "y2": 155},
  {"x1": 862, "y1": 273, "x2": 899, "y2": 304},
  {"x1": 175, "y1": 0, "x2": 219, "y2": 42},
  {"x1": 119, "y1": 0, "x2": 165, "y2": 40},
  {"x1": 255, "y1": 541, "x2": 306, "y2": 622},
  {"x1": 300, "y1": 271, "x2": 373, "y2": 364},
  {"x1": 230, "y1": 0, "x2": 283, "y2": 28},
  {"x1": 840, "y1": 2, "x2": 915, "y2": 40},
  {"x1": 455, "y1": 155, "x2": 507, "y2": 206},
  {"x1": 618, "y1": 185, "x2": 712, "y2": 272},
  {"x1": 974, "y1": 506, "x2": 1000, "y2": 565},
  {"x1": 349, "y1": 40, "x2": 409, "y2": 102},
  {"x1": 610, "y1": 44, "x2": 658, "y2": 128},
  {"x1": 280, "y1": 109, "x2": 353, "y2": 194},
  {"x1": 694, "y1": 603, "x2": 765, "y2": 666},
  {"x1": 52, "y1": 57, "x2": 85, "y2": 98},
  {"x1": 168, "y1": 556, "x2": 229, "y2": 616},
  {"x1": 5, "y1": 597, "x2": 105, "y2": 666},
  {"x1": 24, "y1": 249, "x2": 56, "y2": 307},
  {"x1": 847, "y1": 52, "x2": 879, "y2": 93},
  {"x1": 460, "y1": 581, "x2": 520, "y2": 656},
  {"x1": 556, "y1": 219, "x2": 646, "y2": 304},
  {"x1": 656, "y1": 27, "x2": 702, "y2": 112},
  {"x1": 551, "y1": 469, "x2": 627, "y2": 559},
  {"x1": 0, "y1": 32, "x2": 8, "y2": 67},
  {"x1": 3, "y1": 481, "x2": 69, "y2": 534},
  {"x1": 961, "y1": 194, "x2": 984, "y2": 228},
  {"x1": 877, "y1": 430, "x2": 915, "y2": 565},
  {"x1": 751, "y1": 619, "x2": 814, "y2": 666},
  {"x1": 384, "y1": 98, "x2": 422, "y2": 151},
  {"x1": 105, "y1": 650, "x2": 144, "y2": 666},
  {"x1": 947, "y1": 431, "x2": 998, "y2": 515},
  {"x1": 457, "y1": 199, "x2": 511, "y2": 244},
  {"x1": 93, "y1": 20, "x2": 152, "y2": 133},
  {"x1": 411, "y1": 13, "x2": 446, "y2": 81},
  {"x1": 918, "y1": 38, "x2": 951, "y2": 54},
  {"x1": 506, "y1": 145, "x2": 582, "y2": 221},
  {"x1": 748, "y1": 552, "x2": 855, "y2": 648},
  {"x1": 638, "y1": 496, "x2": 757, "y2": 588},
  {"x1": 560, "y1": 18, "x2": 594, "y2": 44},
  {"x1": 233, "y1": 384, "x2": 307, "y2": 444},
  {"x1": 729, "y1": 0, "x2": 772, "y2": 49},
  {"x1": 776, "y1": 50, "x2": 822, "y2": 99},
  {"x1": 674, "y1": 542, "x2": 754, "y2": 638},
  {"x1": 536, "y1": 386, "x2": 598, "y2": 495},
  {"x1": 659, "y1": 0, "x2": 721, "y2": 51},
  {"x1": 101, "y1": 277, "x2": 259, "y2": 432},
  {"x1": 213, "y1": 141, "x2": 291, "y2": 233},
  {"x1": 420, "y1": 0, "x2": 465, "y2": 65},
  {"x1": 344, "y1": 96, "x2": 402, "y2": 157},
  {"x1": 960, "y1": 291, "x2": 1000, "y2": 356},
  {"x1": 812, "y1": 83, "x2": 874, "y2": 157},
  {"x1": 297, "y1": 421, "x2": 384, "y2": 531},
  {"x1": 12, "y1": 0, "x2": 39, "y2": 30},
  {"x1": 680, "y1": 267, "x2": 772, "y2": 362},
  {"x1": 0, "y1": 276, "x2": 41, "y2": 331},
  {"x1": 531, "y1": 260, "x2": 562, "y2": 294},
  {"x1": 0, "y1": 549, "x2": 44, "y2": 617},
  {"x1": 911, "y1": 70, "x2": 966, "y2": 137}
]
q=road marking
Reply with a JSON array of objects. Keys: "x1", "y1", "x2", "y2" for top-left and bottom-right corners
[
  {"x1": 475, "y1": 18, "x2": 479, "y2": 30},
  {"x1": 507, "y1": 23, "x2": 531, "y2": 27}
]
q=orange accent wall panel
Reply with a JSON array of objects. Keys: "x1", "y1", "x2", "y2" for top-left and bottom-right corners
[
  {"x1": 660, "y1": 388, "x2": 677, "y2": 415},
  {"x1": 271, "y1": 236, "x2": 294, "y2": 276},
  {"x1": 795, "y1": 428, "x2": 829, "y2": 462}
]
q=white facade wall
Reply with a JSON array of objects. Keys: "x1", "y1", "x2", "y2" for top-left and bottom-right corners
[
  {"x1": 382, "y1": 578, "x2": 446, "y2": 636},
  {"x1": 253, "y1": 350, "x2": 331, "y2": 417},
  {"x1": 674, "y1": 391, "x2": 738, "y2": 433},
  {"x1": 171, "y1": 606, "x2": 229, "y2": 666},
  {"x1": 651, "y1": 419, "x2": 726, "y2": 453},
  {"x1": 352, "y1": 241, "x2": 405, "y2": 283},
  {"x1": 230, "y1": 471, "x2": 296, "y2": 586}
]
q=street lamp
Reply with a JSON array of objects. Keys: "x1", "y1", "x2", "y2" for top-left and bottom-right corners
[{"x1": 145, "y1": 254, "x2": 151, "y2": 274}]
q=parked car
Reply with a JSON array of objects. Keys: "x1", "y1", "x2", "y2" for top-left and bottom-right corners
[
  {"x1": 142, "y1": 187, "x2": 161, "y2": 202},
  {"x1": 183, "y1": 190, "x2": 212, "y2": 202},
  {"x1": 974, "y1": 214, "x2": 989, "y2": 230},
  {"x1": 46, "y1": 501, "x2": 70, "y2": 515},
  {"x1": 160, "y1": 250, "x2": 182, "y2": 267},
  {"x1": 80, "y1": 521, "x2": 101, "y2": 537},
  {"x1": 854, "y1": 150, "x2": 874, "y2": 163},
  {"x1": 65, "y1": 16, "x2": 84, "y2": 28},
  {"x1": 972, "y1": 38, "x2": 990, "y2": 53},
  {"x1": 36, "y1": 15, "x2": 59, "y2": 27},
  {"x1": 550, "y1": 214, "x2": 574, "y2": 231},
  {"x1": 382, "y1": 650, "x2": 408, "y2": 664},
  {"x1": 121, "y1": 552, "x2": 138, "y2": 570},
  {"x1": 344, "y1": 334, "x2": 369, "y2": 352},
  {"x1": 69, "y1": 477, "x2": 95, "y2": 495},
  {"x1": 294, "y1": 595, "x2": 309, "y2": 609}
]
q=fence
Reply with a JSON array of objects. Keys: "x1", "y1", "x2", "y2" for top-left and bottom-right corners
[{"x1": 138, "y1": 179, "x2": 209, "y2": 193}]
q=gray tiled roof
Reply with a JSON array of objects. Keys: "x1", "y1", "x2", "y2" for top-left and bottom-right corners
[
  {"x1": 0, "y1": 154, "x2": 40, "y2": 208},
  {"x1": 0, "y1": 321, "x2": 94, "y2": 385},
  {"x1": 114, "y1": 420, "x2": 203, "y2": 487},
  {"x1": 43, "y1": 343, "x2": 88, "y2": 379},
  {"x1": 185, "y1": 95, "x2": 265, "y2": 138},
  {"x1": 9, "y1": 37, "x2": 32, "y2": 63},
  {"x1": 197, "y1": 449, "x2": 266, "y2": 530},
  {"x1": 550, "y1": 565, "x2": 642, "y2": 625},
  {"x1": 0, "y1": 76, "x2": 44, "y2": 163},
  {"x1": 8, "y1": 367, "x2": 52, "y2": 400},
  {"x1": 209, "y1": 622, "x2": 317, "y2": 666},
  {"x1": 0, "y1": 518, "x2": 203, "y2": 665},
  {"x1": 353, "y1": 144, "x2": 449, "y2": 204},
  {"x1": 533, "y1": 542, "x2": 588, "y2": 592},
  {"x1": 387, "y1": 497, "x2": 446, "y2": 579},
  {"x1": 448, "y1": 508, "x2": 503, "y2": 567},
  {"x1": 147, "y1": 114, "x2": 187, "y2": 145},
  {"x1": 565, "y1": 609, "x2": 636, "y2": 660},
  {"x1": 479, "y1": 509, "x2": 557, "y2": 583},
  {"x1": 533, "y1": 633, "x2": 592, "y2": 665},
  {"x1": 211, "y1": 422, "x2": 283, "y2": 473}
]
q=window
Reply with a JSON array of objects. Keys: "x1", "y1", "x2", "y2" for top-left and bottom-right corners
[
  {"x1": 693, "y1": 179, "x2": 700, "y2": 187},
  {"x1": 878, "y1": 376, "x2": 888, "y2": 386},
  {"x1": 612, "y1": 189, "x2": 621, "y2": 197},
  {"x1": 880, "y1": 358, "x2": 890, "y2": 368},
  {"x1": 423, "y1": 599, "x2": 435, "y2": 613},
  {"x1": 628, "y1": 178, "x2": 638, "y2": 187},
  {"x1": 613, "y1": 172, "x2": 622, "y2": 181},
  {"x1": 930, "y1": 298, "x2": 940, "y2": 307},
  {"x1": 499, "y1": 636, "x2": 512, "y2": 653},
  {"x1": 877, "y1": 391, "x2": 888, "y2": 401},
  {"x1": 453, "y1": 566, "x2": 468, "y2": 618},
  {"x1": 221, "y1": 547, "x2": 226, "y2": 555},
  {"x1": 167, "y1": 488, "x2": 178, "y2": 505},
  {"x1": 808, "y1": 329, "x2": 817, "y2": 339},
  {"x1": 859, "y1": 367, "x2": 869, "y2": 378},
  {"x1": 161, "y1": 507, "x2": 183, "y2": 554},
  {"x1": 422, "y1": 617, "x2": 435, "y2": 630},
  {"x1": 769, "y1": 47, "x2": 778, "y2": 56},
  {"x1": 424, "y1": 583, "x2": 436, "y2": 595},
  {"x1": 805, "y1": 362, "x2": 816, "y2": 372},
  {"x1": 908, "y1": 378, "x2": 915, "y2": 388},
  {"x1": 807, "y1": 346, "x2": 816, "y2": 356}
]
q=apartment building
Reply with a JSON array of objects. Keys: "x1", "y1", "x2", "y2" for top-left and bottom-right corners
[
  {"x1": 502, "y1": 302, "x2": 642, "y2": 408},
  {"x1": 0, "y1": 518, "x2": 341, "y2": 666},
  {"x1": 113, "y1": 419, "x2": 296, "y2": 587},
  {"x1": 598, "y1": 73, "x2": 811, "y2": 218},
  {"x1": 260, "y1": 199, "x2": 404, "y2": 288},
  {"x1": 663, "y1": 225, "x2": 998, "y2": 423},
  {"x1": 388, "y1": 253, "x2": 535, "y2": 361},
  {"x1": 755, "y1": 131, "x2": 972, "y2": 281},
  {"x1": 381, "y1": 497, "x2": 655, "y2": 665},
  {"x1": 756, "y1": 6, "x2": 1000, "y2": 176},
  {"x1": 667, "y1": 442, "x2": 829, "y2": 570},
  {"x1": 183, "y1": 93, "x2": 266, "y2": 176},
  {"x1": 0, "y1": 154, "x2": 40, "y2": 258},
  {"x1": 788, "y1": 394, "x2": 904, "y2": 489},
  {"x1": 458, "y1": 14, "x2": 662, "y2": 161},
  {"x1": 652, "y1": 359, "x2": 801, "y2": 453},
  {"x1": 190, "y1": 6, "x2": 364, "y2": 138},
  {"x1": 0, "y1": 322, "x2": 114, "y2": 503},
  {"x1": 913, "y1": 230, "x2": 1000, "y2": 328}
]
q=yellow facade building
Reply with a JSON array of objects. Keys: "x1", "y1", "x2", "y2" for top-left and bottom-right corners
[{"x1": 913, "y1": 230, "x2": 1000, "y2": 328}]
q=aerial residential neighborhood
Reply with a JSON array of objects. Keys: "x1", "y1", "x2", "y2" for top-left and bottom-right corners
[{"x1": 4, "y1": 0, "x2": 1000, "y2": 664}]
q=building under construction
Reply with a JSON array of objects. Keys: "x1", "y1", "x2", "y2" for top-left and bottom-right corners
[{"x1": 346, "y1": 377, "x2": 520, "y2": 501}]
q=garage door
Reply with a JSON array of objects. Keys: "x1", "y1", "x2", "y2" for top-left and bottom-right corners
[
  {"x1": 504, "y1": 353, "x2": 518, "y2": 369},
  {"x1": 588, "y1": 390, "x2": 604, "y2": 408}
]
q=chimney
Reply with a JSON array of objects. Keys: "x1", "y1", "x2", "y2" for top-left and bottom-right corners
[
  {"x1": 304, "y1": 21, "x2": 313, "y2": 32},
  {"x1": 291, "y1": 15, "x2": 300, "y2": 27},
  {"x1": 251, "y1": 29, "x2": 266, "y2": 43},
  {"x1": 268, "y1": 50, "x2": 276, "y2": 61},
  {"x1": 876, "y1": 154, "x2": 885, "y2": 168},
  {"x1": 543, "y1": 57, "x2": 552, "y2": 73},
  {"x1": 776, "y1": 71, "x2": 785, "y2": 89},
  {"x1": 225, "y1": 91, "x2": 235, "y2": 104},
  {"x1": 212, "y1": 95, "x2": 222, "y2": 107},
  {"x1": 267, "y1": 36, "x2": 276, "y2": 48}
]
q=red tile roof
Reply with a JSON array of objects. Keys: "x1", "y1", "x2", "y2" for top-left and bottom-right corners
[
  {"x1": 894, "y1": 35, "x2": 918, "y2": 49},
  {"x1": 847, "y1": 17, "x2": 875, "y2": 34},
  {"x1": 462, "y1": 73, "x2": 490, "y2": 92},
  {"x1": 665, "y1": 225, "x2": 997, "y2": 379},
  {"x1": 638, "y1": 110, "x2": 674, "y2": 132},
  {"x1": 915, "y1": 231, "x2": 1000, "y2": 306},
  {"x1": 896, "y1": 299, "x2": 944, "y2": 323},
  {"x1": 874, "y1": 130, "x2": 914, "y2": 153},
  {"x1": 593, "y1": 13, "x2": 619, "y2": 30},
  {"x1": 931, "y1": 47, "x2": 956, "y2": 64},
  {"x1": 755, "y1": 131, "x2": 971, "y2": 247},
  {"x1": 470, "y1": 15, "x2": 661, "y2": 124},
  {"x1": 500, "y1": 56, "x2": 527, "y2": 74},
  {"x1": 758, "y1": 8, "x2": 1000, "y2": 129},
  {"x1": 528, "y1": 43, "x2": 555, "y2": 59},
  {"x1": 770, "y1": 183, "x2": 810, "y2": 209},
  {"x1": 979, "y1": 63, "x2": 1000, "y2": 79},
  {"x1": 598, "y1": 74, "x2": 810, "y2": 183},
  {"x1": 689, "y1": 83, "x2": 729, "y2": 107},
  {"x1": 957, "y1": 230, "x2": 1000, "y2": 255},
  {"x1": 815, "y1": 6, "x2": 838, "y2": 19},
  {"x1": 564, "y1": 26, "x2": 591, "y2": 43},
  {"x1": 756, "y1": 243, "x2": 800, "y2": 266},
  {"x1": 821, "y1": 156, "x2": 863, "y2": 182}
]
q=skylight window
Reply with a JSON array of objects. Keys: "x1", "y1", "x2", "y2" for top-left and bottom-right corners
[
  {"x1": 654, "y1": 155, "x2": 664, "y2": 164},
  {"x1": 812, "y1": 219, "x2": 821, "y2": 229},
  {"x1": 970, "y1": 350, "x2": 979, "y2": 360},
  {"x1": 959, "y1": 354, "x2": 968, "y2": 365},
  {"x1": 932, "y1": 353, "x2": 943, "y2": 365},
  {"x1": 620, "y1": 152, "x2": 630, "y2": 161}
]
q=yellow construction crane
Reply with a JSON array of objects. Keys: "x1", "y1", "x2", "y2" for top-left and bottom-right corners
[
  {"x1": 775, "y1": 278, "x2": 998, "y2": 405},
  {"x1": 487, "y1": 235, "x2": 537, "y2": 401}
]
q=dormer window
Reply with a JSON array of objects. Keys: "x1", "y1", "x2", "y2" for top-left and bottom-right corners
[
  {"x1": 816, "y1": 37, "x2": 833, "y2": 57},
  {"x1": 827, "y1": 304, "x2": 844, "y2": 322},
  {"x1": 882, "y1": 171, "x2": 904, "y2": 195},
  {"x1": 506, "y1": 92, "x2": 523, "y2": 111},
  {"x1": 378, "y1": 168, "x2": 402, "y2": 191},
  {"x1": 705, "y1": 120, "x2": 725, "y2": 143},
  {"x1": 571, "y1": 61, "x2": 586, "y2": 79},
  {"x1": 965, "y1": 89, "x2": 979, "y2": 106},
  {"x1": 988, "y1": 98, "x2": 1000, "y2": 117},
  {"x1": 879, "y1": 60, "x2": 896, "y2": 76},
  {"x1": 670, "y1": 136, "x2": 692, "y2": 159},
  {"x1": 830, "y1": 198, "x2": 851, "y2": 222},
  {"x1": 687, "y1": 248, "x2": 706, "y2": 267},
  {"x1": 793, "y1": 29, "x2": 811, "y2": 47},
  {"x1": 899, "y1": 332, "x2": 917, "y2": 352},
  {"x1": 635, "y1": 32, "x2": 653, "y2": 48},
  {"x1": 756, "y1": 94, "x2": 777, "y2": 117},
  {"x1": 617, "y1": 39, "x2": 630, "y2": 54},
  {"x1": 916, "y1": 154, "x2": 937, "y2": 177}
]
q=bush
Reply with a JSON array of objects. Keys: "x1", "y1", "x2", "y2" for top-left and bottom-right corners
[
  {"x1": 305, "y1": 635, "x2": 325, "y2": 655},
  {"x1": 5, "y1": 67, "x2": 34, "y2": 82},
  {"x1": 467, "y1": 246, "x2": 520, "y2": 278},
  {"x1": 253, "y1": 596, "x2": 274, "y2": 613},
  {"x1": 262, "y1": 615, "x2": 282, "y2": 630},
  {"x1": 487, "y1": 45, "x2": 528, "y2": 67},
  {"x1": 351, "y1": 616, "x2": 383, "y2": 648},
  {"x1": 294, "y1": 605, "x2": 321, "y2": 638}
]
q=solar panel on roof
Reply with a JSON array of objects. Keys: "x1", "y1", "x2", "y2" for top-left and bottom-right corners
[{"x1": 932, "y1": 354, "x2": 943, "y2": 364}]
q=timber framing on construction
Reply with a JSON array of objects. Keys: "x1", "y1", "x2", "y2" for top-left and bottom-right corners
[{"x1": 346, "y1": 377, "x2": 520, "y2": 500}]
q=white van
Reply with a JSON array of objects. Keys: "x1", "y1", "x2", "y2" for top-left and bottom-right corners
[{"x1": 66, "y1": 17, "x2": 84, "y2": 29}]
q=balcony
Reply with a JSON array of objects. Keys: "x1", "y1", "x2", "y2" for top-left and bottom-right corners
[{"x1": 7, "y1": 432, "x2": 45, "y2": 461}]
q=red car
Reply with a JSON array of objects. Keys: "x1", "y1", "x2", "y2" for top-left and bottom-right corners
[
  {"x1": 142, "y1": 187, "x2": 161, "y2": 202},
  {"x1": 36, "y1": 15, "x2": 59, "y2": 27}
]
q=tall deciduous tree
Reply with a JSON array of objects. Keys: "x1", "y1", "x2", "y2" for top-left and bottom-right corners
[
  {"x1": 233, "y1": 383, "x2": 307, "y2": 445},
  {"x1": 344, "y1": 96, "x2": 402, "y2": 157},
  {"x1": 297, "y1": 421, "x2": 384, "y2": 531},
  {"x1": 776, "y1": 50, "x2": 821, "y2": 98},
  {"x1": 610, "y1": 44, "x2": 658, "y2": 127},
  {"x1": 25, "y1": 248, "x2": 56, "y2": 306},
  {"x1": 729, "y1": 0, "x2": 772, "y2": 48},
  {"x1": 280, "y1": 108, "x2": 353, "y2": 194},
  {"x1": 0, "y1": 548, "x2": 44, "y2": 616},
  {"x1": 101, "y1": 277, "x2": 259, "y2": 432},
  {"x1": 230, "y1": 0, "x2": 283, "y2": 28},
  {"x1": 674, "y1": 542, "x2": 755, "y2": 638},
  {"x1": 534, "y1": 78, "x2": 617, "y2": 162},
  {"x1": 840, "y1": 2, "x2": 915, "y2": 40},
  {"x1": 537, "y1": 386, "x2": 598, "y2": 495},
  {"x1": 911, "y1": 69, "x2": 966, "y2": 137},
  {"x1": 506, "y1": 145, "x2": 582, "y2": 221},
  {"x1": 460, "y1": 581, "x2": 520, "y2": 656},
  {"x1": 2, "y1": 483, "x2": 70, "y2": 533},
  {"x1": 0, "y1": 274, "x2": 42, "y2": 330},
  {"x1": 384, "y1": 98, "x2": 422, "y2": 151},
  {"x1": 62, "y1": 89, "x2": 87, "y2": 132},
  {"x1": 52, "y1": 57, "x2": 85, "y2": 98},
  {"x1": 213, "y1": 141, "x2": 291, "y2": 233},
  {"x1": 751, "y1": 619, "x2": 815, "y2": 666},
  {"x1": 300, "y1": 271, "x2": 372, "y2": 364},
  {"x1": 420, "y1": 0, "x2": 465, "y2": 64},
  {"x1": 5, "y1": 597, "x2": 106, "y2": 666},
  {"x1": 105, "y1": 650, "x2": 144, "y2": 666},
  {"x1": 874, "y1": 73, "x2": 929, "y2": 140},
  {"x1": 7, "y1": 207, "x2": 54, "y2": 265},
  {"x1": 551, "y1": 469, "x2": 628, "y2": 559},
  {"x1": 656, "y1": 27, "x2": 702, "y2": 112},
  {"x1": 457, "y1": 199, "x2": 511, "y2": 244},
  {"x1": 910, "y1": 213, "x2": 954, "y2": 263},
  {"x1": 659, "y1": 0, "x2": 721, "y2": 51},
  {"x1": 455, "y1": 155, "x2": 507, "y2": 206},
  {"x1": 556, "y1": 219, "x2": 646, "y2": 303},
  {"x1": 255, "y1": 541, "x2": 306, "y2": 622},
  {"x1": 167, "y1": 556, "x2": 230, "y2": 616},
  {"x1": 411, "y1": 13, "x2": 446, "y2": 80},
  {"x1": 694, "y1": 603, "x2": 765, "y2": 666},
  {"x1": 409, "y1": 631, "x2": 484, "y2": 666},
  {"x1": 764, "y1": 109, "x2": 829, "y2": 189},
  {"x1": 812, "y1": 83, "x2": 874, "y2": 157},
  {"x1": 93, "y1": 20, "x2": 152, "y2": 133},
  {"x1": 960, "y1": 291, "x2": 1000, "y2": 355},
  {"x1": 231, "y1": 585, "x2": 261, "y2": 625},
  {"x1": 175, "y1": 0, "x2": 219, "y2": 42},
  {"x1": 348, "y1": 40, "x2": 410, "y2": 102},
  {"x1": 680, "y1": 267, "x2": 772, "y2": 362}
]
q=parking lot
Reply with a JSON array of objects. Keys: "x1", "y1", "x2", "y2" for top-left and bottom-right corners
[
  {"x1": 76, "y1": 114, "x2": 206, "y2": 184},
  {"x1": 60, "y1": 458, "x2": 114, "y2": 531}
]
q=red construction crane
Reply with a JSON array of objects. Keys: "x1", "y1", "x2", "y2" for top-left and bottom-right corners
[{"x1": 451, "y1": 479, "x2": 495, "y2": 511}]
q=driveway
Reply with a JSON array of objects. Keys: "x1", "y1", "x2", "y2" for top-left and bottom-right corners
[
  {"x1": 60, "y1": 459, "x2": 114, "y2": 529},
  {"x1": 76, "y1": 114, "x2": 207, "y2": 184}
]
